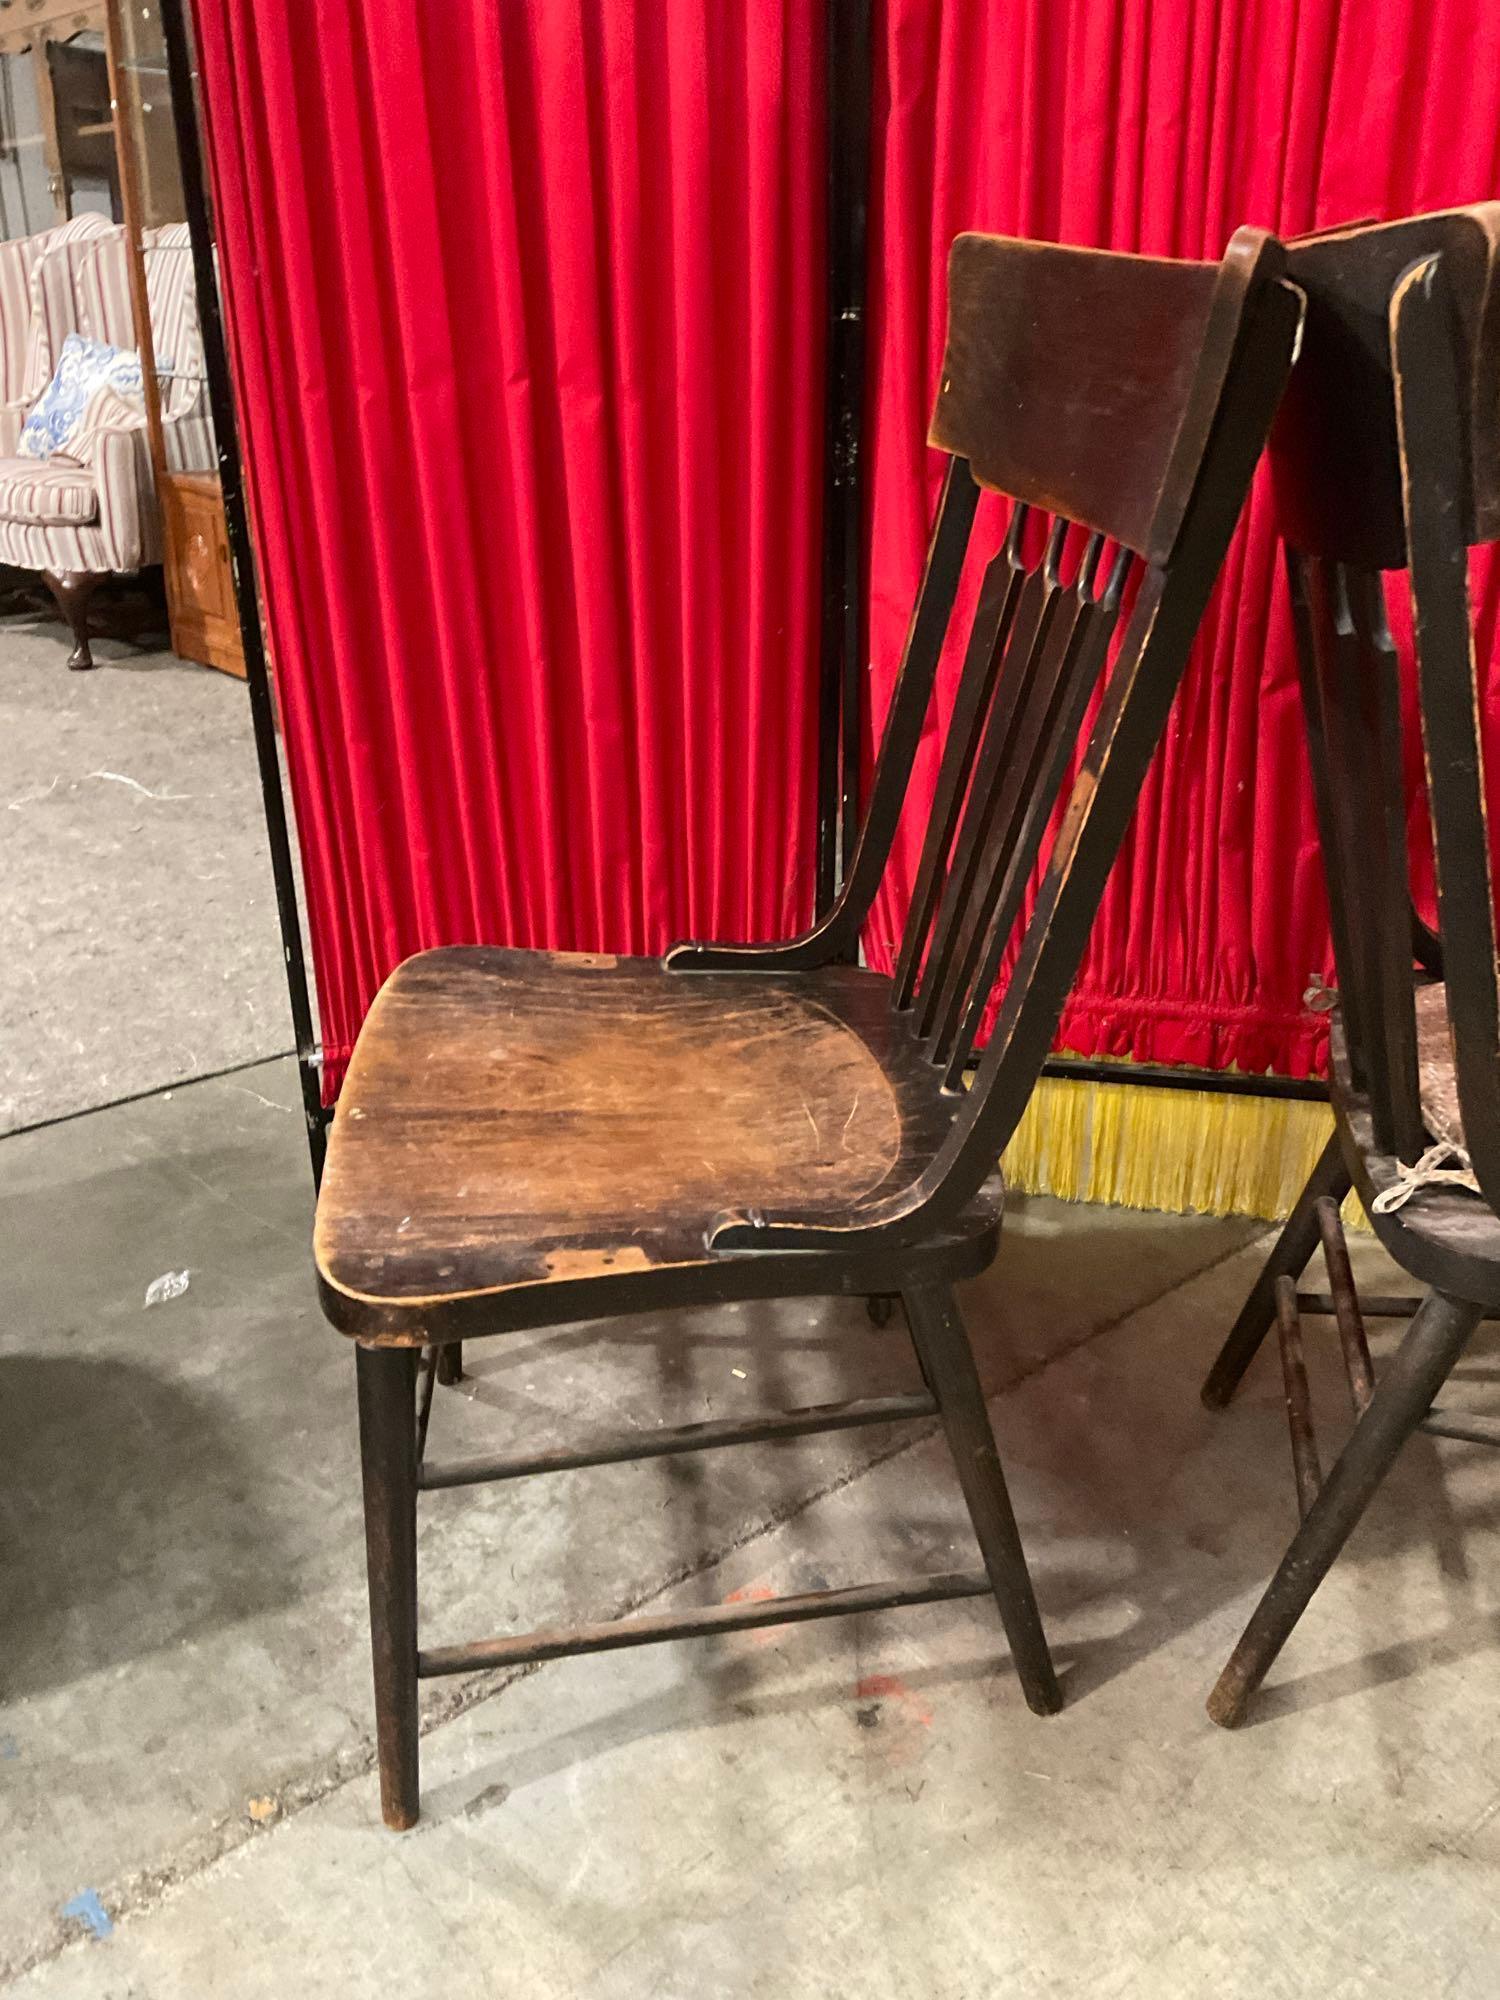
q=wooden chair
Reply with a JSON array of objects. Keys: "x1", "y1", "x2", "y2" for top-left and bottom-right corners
[
  {"x1": 1198, "y1": 207, "x2": 1500, "y2": 1726},
  {"x1": 313, "y1": 228, "x2": 1301, "y2": 1825}
]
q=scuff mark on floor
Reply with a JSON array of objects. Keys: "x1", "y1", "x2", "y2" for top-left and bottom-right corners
[{"x1": 58, "y1": 1892, "x2": 112, "y2": 1941}]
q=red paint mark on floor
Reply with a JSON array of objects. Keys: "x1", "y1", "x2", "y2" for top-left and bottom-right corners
[
  {"x1": 724, "y1": 1580, "x2": 780, "y2": 1646},
  {"x1": 725, "y1": 1583, "x2": 776, "y2": 1605},
  {"x1": 853, "y1": 1672, "x2": 937, "y2": 1764},
  {"x1": 854, "y1": 1673, "x2": 933, "y2": 1728}
]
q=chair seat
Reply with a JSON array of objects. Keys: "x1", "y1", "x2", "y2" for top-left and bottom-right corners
[
  {"x1": 314, "y1": 947, "x2": 995, "y2": 1339},
  {"x1": 1332, "y1": 985, "x2": 1500, "y2": 1305},
  {"x1": 0, "y1": 455, "x2": 97, "y2": 525}
]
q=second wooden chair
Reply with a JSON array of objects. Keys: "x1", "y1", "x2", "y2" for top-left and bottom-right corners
[{"x1": 1200, "y1": 206, "x2": 1500, "y2": 1725}]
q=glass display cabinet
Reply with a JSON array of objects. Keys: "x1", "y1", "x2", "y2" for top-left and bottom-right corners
[
  {"x1": 0, "y1": 1, "x2": 117, "y2": 233},
  {"x1": 106, "y1": 0, "x2": 241, "y2": 674}
]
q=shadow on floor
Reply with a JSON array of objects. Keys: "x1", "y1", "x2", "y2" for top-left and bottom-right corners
[
  {"x1": 0, "y1": 1354, "x2": 296, "y2": 1700},
  {"x1": 997, "y1": 1303, "x2": 1500, "y2": 1723}
]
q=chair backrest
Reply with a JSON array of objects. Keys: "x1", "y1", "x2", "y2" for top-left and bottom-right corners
[
  {"x1": 0, "y1": 212, "x2": 114, "y2": 406},
  {"x1": 141, "y1": 227, "x2": 202, "y2": 408},
  {"x1": 685, "y1": 227, "x2": 1303, "y2": 1248},
  {"x1": 0, "y1": 235, "x2": 39, "y2": 406},
  {"x1": 75, "y1": 224, "x2": 211, "y2": 447},
  {"x1": 22, "y1": 217, "x2": 126, "y2": 403},
  {"x1": 140, "y1": 226, "x2": 215, "y2": 471},
  {"x1": 73, "y1": 231, "x2": 135, "y2": 348},
  {"x1": 1268, "y1": 207, "x2": 1500, "y2": 1208}
]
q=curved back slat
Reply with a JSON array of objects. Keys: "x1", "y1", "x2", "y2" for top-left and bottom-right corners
[{"x1": 891, "y1": 507, "x2": 1031, "y2": 1010}]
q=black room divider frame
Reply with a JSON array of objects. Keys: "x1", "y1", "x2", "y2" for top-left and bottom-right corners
[{"x1": 158, "y1": 0, "x2": 1321, "y2": 1194}]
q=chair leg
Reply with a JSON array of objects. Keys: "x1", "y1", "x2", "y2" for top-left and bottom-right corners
[
  {"x1": 436, "y1": 1342, "x2": 463, "y2": 1386},
  {"x1": 42, "y1": 569, "x2": 100, "y2": 671},
  {"x1": 356, "y1": 1345, "x2": 420, "y2": 1828},
  {"x1": 1201, "y1": 1132, "x2": 1352, "y2": 1409},
  {"x1": 902, "y1": 1282, "x2": 1062, "y2": 1715},
  {"x1": 1207, "y1": 1285, "x2": 1481, "y2": 1728}
]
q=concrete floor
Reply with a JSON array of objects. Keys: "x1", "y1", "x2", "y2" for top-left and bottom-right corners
[
  {"x1": 0, "y1": 613, "x2": 297, "y2": 1132},
  {"x1": 6, "y1": 1060, "x2": 1500, "y2": 1993}
]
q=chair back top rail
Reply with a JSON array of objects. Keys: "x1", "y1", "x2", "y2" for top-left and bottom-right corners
[
  {"x1": 1275, "y1": 206, "x2": 1500, "y2": 570},
  {"x1": 930, "y1": 233, "x2": 1272, "y2": 563},
  {"x1": 671, "y1": 226, "x2": 1303, "y2": 1251}
]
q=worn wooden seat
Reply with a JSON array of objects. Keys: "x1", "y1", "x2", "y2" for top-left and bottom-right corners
[
  {"x1": 1328, "y1": 999, "x2": 1500, "y2": 1309},
  {"x1": 318, "y1": 224, "x2": 1301, "y2": 1827},
  {"x1": 315, "y1": 947, "x2": 1000, "y2": 1338},
  {"x1": 1198, "y1": 206, "x2": 1500, "y2": 1726}
]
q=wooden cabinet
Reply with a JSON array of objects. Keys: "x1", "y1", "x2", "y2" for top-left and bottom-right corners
[{"x1": 159, "y1": 469, "x2": 242, "y2": 676}]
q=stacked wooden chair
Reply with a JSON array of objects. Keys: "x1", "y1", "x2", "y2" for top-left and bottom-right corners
[
  {"x1": 1200, "y1": 207, "x2": 1500, "y2": 1726},
  {"x1": 313, "y1": 227, "x2": 1302, "y2": 1825}
]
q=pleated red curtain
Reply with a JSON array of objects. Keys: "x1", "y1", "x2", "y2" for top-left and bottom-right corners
[
  {"x1": 864, "y1": 0, "x2": 1500, "y2": 1075},
  {"x1": 190, "y1": 0, "x2": 825, "y2": 1095},
  {"x1": 194, "y1": 0, "x2": 1500, "y2": 1096}
]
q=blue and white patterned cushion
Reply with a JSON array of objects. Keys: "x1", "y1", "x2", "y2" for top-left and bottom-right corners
[{"x1": 17, "y1": 333, "x2": 161, "y2": 460}]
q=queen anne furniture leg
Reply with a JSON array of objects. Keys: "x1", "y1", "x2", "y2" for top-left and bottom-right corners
[{"x1": 43, "y1": 569, "x2": 99, "y2": 671}]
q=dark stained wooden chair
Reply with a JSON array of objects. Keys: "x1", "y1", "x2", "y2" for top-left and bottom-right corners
[
  {"x1": 314, "y1": 227, "x2": 1301, "y2": 1825},
  {"x1": 1198, "y1": 206, "x2": 1500, "y2": 1725}
]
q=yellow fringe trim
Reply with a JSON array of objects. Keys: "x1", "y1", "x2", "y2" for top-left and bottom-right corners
[{"x1": 1001, "y1": 1075, "x2": 1369, "y2": 1230}]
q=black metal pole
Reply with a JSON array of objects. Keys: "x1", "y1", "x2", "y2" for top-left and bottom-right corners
[
  {"x1": 817, "y1": 0, "x2": 872, "y2": 919},
  {"x1": 157, "y1": 0, "x2": 327, "y2": 1185}
]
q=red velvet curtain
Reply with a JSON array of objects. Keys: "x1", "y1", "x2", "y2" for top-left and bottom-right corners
[
  {"x1": 194, "y1": 0, "x2": 1500, "y2": 1096},
  {"x1": 190, "y1": 0, "x2": 825, "y2": 1095},
  {"x1": 864, "y1": 0, "x2": 1500, "y2": 1076}
]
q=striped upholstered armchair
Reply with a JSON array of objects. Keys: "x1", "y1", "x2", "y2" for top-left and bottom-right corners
[{"x1": 0, "y1": 219, "x2": 209, "y2": 669}]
